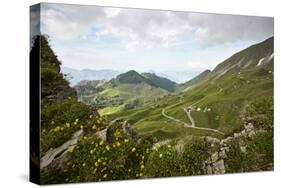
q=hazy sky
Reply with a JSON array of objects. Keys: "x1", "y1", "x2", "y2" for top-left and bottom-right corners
[{"x1": 36, "y1": 3, "x2": 273, "y2": 74}]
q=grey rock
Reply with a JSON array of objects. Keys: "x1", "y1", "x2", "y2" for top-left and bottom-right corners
[
  {"x1": 212, "y1": 160, "x2": 225, "y2": 174},
  {"x1": 206, "y1": 165, "x2": 212, "y2": 174},
  {"x1": 219, "y1": 150, "x2": 227, "y2": 159},
  {"x1": 248, "y1": 130, "x2": 256, "y2": 138},
  {"x1": 205, "y1": 157, "x2": 212, "y2": 165},
  {"x1": 40, "y1": 129, "x2": 83, "y2": 170},
  {"x1": 241, "y1": 130, "x2": 247, "y2": 137},
  {"x1": 205, "y1": 136, "x2": 220, "y2": 144},
  {"x1": 234, "y1": 133, "x2": 241, "y2": 138},
  {"x1": 211, "y1": 152, "x2": 219, "y2": 163}
]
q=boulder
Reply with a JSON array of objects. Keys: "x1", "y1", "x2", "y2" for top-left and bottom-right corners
[
  {"x1": 211, "y1": 152, "x2": 219, "y2": 163},
  {"x1": 219, "y1": 150, "x2": 227, "y2": 159},
  {"x1": 248, "y1": 130, "x2": 256, "y2": 138},
  {"x1": 206, "y1": 165, "x2": 212, "y2": 174},
  {"x1": 212, "y1": 160, "x2": 225, "y2": 174},
  {"x1": 204, "y1": 136, "x2": 220, "y2": 144}
]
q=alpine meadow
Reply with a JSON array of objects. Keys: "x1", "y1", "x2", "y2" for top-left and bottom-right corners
[{"x1": 31, "y1": 3, "x2": 274, "y2": 185}]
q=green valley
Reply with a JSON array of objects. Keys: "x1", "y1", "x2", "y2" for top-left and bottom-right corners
[
  {"x1": 77, "y1": 37, "x2": 273, "y2": 142},
  {"x1": 38, "y1": 34, "x2": 274, "y2": 184}
]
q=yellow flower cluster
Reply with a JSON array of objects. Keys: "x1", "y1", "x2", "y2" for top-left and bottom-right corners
[
  {"x1": 68, "y1": 146, "x2": 75, "y2": 153},
  {"x1": 53, "y1": 126, "x2": 62, "y2": 132},
  {"x1": 66, "y1": 123, "x2": 70, "y2": 128},
  {"x1": 74, "y1": 118, "x2": 79, "y2": 125}
]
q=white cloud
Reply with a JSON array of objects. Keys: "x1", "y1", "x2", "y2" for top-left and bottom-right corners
[
  {"x1": 40, "y1": 4, "x2": 273, "y2": 49},
  {"x1": 104, "y1": 7, "x2": 121, "y2": 17}
]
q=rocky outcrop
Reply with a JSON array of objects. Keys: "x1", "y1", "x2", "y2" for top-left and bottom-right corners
[
  {"x1": 203, "y1": 122, "x2": 257, "y2": 174},
  {"x1": 40, "y1": 129, "x2": 83, "y2": 170}
]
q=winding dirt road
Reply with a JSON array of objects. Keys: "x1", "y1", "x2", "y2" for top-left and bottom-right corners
[
  {"x1": 162, "y1": 86, "x2": 224, "y2": 135},
  {"x1": 162, "y1": 109, "x2": 223, "y2": 135}
]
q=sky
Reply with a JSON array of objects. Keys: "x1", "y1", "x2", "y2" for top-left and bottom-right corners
[{"x1": 32, "y1": 3, "x2": 273, "y2": 77}]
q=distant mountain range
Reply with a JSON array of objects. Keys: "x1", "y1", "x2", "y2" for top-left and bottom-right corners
[
  {"x1": 61, "y1": 67, "x2": 122, "y2": 86},
  {"x1": 61, "y1": 67, "x2": 197, "y2": 86}
]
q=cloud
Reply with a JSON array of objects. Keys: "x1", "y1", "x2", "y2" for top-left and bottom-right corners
[
  {"x1": 187, "y1": 13, "x2": 274, "y2": 47},
  {"x1": 40, "y1": 4, "x2": 273, "y2": 49},
  {"x1": 104, "y1": 7, "x2": 121, "y2": 17},
  {"x1": 30, "y1": 4, "x2": 40, "y2": 46},
  {"x1": 41, "y1": 3, "x2": 106, "y2": 40}
]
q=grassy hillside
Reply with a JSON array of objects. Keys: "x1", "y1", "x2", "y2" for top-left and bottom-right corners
[
  {"x1": 38, "y1": 34, "x2": 273, "y2": 184},
  {"x1": 75, "y1": 70, "x2": 175, "y2": 116},
  {"x1": 110, "y1": 37, "x2": 273, "y2": 140}
]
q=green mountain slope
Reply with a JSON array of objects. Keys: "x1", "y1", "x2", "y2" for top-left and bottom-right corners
[
  {"x1": 110, "y1": 37, "x2": 273, "y2": 140},
  {"x1": 75, "y1": 70, "x2": 175, "y2": 116},
  {"x1": 177, "y1": 69, "x2": 211, "y2": 92},
  {"x1": 142, "y1": 72, "x2": 177, "y2": 92}
]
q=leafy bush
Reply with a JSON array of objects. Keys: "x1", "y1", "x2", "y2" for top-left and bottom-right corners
[
  {"x1": 225, "y1": 132, "x2": 273, "y2": 172},
  {"x1": 42, "y1": 122, "x2": 154, "y2": 184},
  {"x1": 225, "y1": 98, "x2": 273, "y2": 172},
  {"x1": 144, "y1": 138, "x2": 210, "y2": 177},
  {"x1": 246, "y1": 97, "x2": 273, "y2": 130}
]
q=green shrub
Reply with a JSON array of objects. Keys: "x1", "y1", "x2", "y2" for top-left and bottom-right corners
[
  {"x1": 42, "y1": 122, "x2": 154, "y2": 184},
  {"x1": 246, "y1": 97, "x2": 273, "y2": 130},
  {"x1": 144, "y1": 138, "x2": 210, "y2": 177},
  {"x1": 41, "y1": 98, "x2": 107, "y2": 155},
  {"x1": 225, "y1": 132, "x2": 273, "y2": 172}
]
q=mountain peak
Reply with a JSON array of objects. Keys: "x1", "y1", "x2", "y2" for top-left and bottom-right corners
[
  {"x1": 117, "y1": 70, "x2": 145, "y2": 84},
  {"x1": 141, "y1": 72, "x2": 177, "y2": 92}
]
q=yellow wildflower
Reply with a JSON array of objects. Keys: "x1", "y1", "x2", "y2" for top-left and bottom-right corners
[
  {"x1": 159, "y1": 153, "x2": 163, "y2": 158},
  {"x1": 124, "y1": 139, "x2": 129, "y2": 143},
  {"x1": 82, "y1": 163, "x2": 86, "y2": 167},
  {"x1": 68, "y1": 146, "x2": 75, "y2": 153},
  {"x1": 98, "y1": 159, "x2": 102, "y2": 163},
  {"x1": 139, "y1": 173, "x2": 143, "y2": 177},
  {"x1": 99, "y1": 140, "x2": 104, "y2": 145},
  {"x1": 92, "y1": 125, "x2": 96, "y2": 129},
  {"x1": 80, "y1": 125, "x2": 84, "y2": 129},
  {"x1": 95, "y1": 162, "x2": 98, "y2": 167},
  {"x1": 116, "y1": 142, "x2": 121, "y2": 147},
  {"x1": 89, "y1": 115, "x2": 93, "y2": 118},
  {"x1": 54, "y1": 126, "x2": 60, "y2": 132},
  {"x1": 132, "y1": 147, "x2": 136, "y2": 152},
  {"x1": 106, "y1": 145, "x2": 110, "y2": 151},
  {"x1": 103, "y1": 174, "x2": 107, "y2": 178},
  {"x1": 168, "y1": 145, "x2": 171, "y2": 148},
  {"x1": 90, "y1": 150, "x2": 94, "y2": 154},
  {"x1": 140, "y1": 164, "x2": 144, "y2": 169}
]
